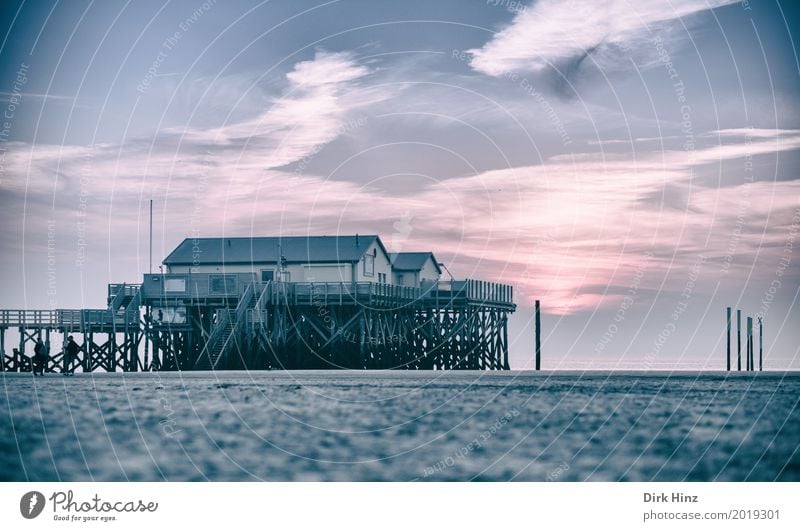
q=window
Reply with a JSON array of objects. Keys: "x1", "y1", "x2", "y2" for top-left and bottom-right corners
[
  {"x1": 164, "y1": 277, "x2": 186, "y2": 293},
  {"x1": 363, "y1": 249, "x2": 376, "y2": 276},
  {"x1": 261, "y1": 270, "x2": 274, "y2": 282},
  {"x1": 209, "y1": 275, "x2": 237, "y2": 294},
  {"x1": 378, "y1": 272, "x2": 386, "y2": 284}
]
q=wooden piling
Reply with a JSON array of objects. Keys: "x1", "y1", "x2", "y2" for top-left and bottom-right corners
[
  {"x1": 736, "y1": 309, "x2": 741, "y2": 371},
  {"x1": 746, "y1": 316, "x2": 753, "y2": 371},
  {"x1": 758, "y1": 317, "x2": 763, "y2": 371},
  {"x1": 726, "y1": 307, "x2": 731, "y2": 371},
  {"x1": 535, "y1": 299, "x2": 541, "y2": 371}
]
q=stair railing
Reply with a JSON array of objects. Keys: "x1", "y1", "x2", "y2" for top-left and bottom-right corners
[
  {"x1": 210, "y1": 282, "x2": 255, "y2": 370},
  {"x1": 194, "y1": 309, "x2": 231, "y2": 369}
]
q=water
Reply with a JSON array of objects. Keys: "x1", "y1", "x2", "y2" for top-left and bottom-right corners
[{"x1": 1, "y1": 371, "x2": 798, "y2": 481}]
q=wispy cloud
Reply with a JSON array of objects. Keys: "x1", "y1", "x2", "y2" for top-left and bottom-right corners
[
  {"x1": 175, "y1": 51, "x2": 386, "y2": 169},
  {"x1": 0, "y1": 91, "x2": 92, "y2": 109},
  {"x1": 469, "y1": 0, "x2": 739, "y2": 76}
]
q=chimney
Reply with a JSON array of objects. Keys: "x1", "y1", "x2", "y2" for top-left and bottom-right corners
[{"x1": 355, "y1": 233, "x2": 359, "y2": 246}]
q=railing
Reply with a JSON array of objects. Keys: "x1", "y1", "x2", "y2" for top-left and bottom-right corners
[
  {"x1": 0, "y1": 309, "x2": 60, "y2": 327},
  {"x1": 236, "y1": 282, "x2": 255, "y2": 324},
  {"x1": 211, "y1": 282, "x2": 256, "y2": 368},
  {"x1": 464, "y1": 279, "x2": 514, "y2": 305},
  {"x1": 0, "y1": 303, "x2": 144, "y2": 330},
  {"x1": 270, "y1": 282, "x2": 422, "y2": 306},
  {"x1": 254, "y1": 281, "x2": 271, "y2": 310},
  {"x1": 123, "y1": 287, "x2": 142, "y2": 327},
  {"x1": 107, "y1": 283, "x2": 141, "y2": 314},
  {"x1": 424, "y1": 279, "x2": 514, "y2": 307},
  {"x1": 196, "y1": 308, "x2": 232, "y2": 369}
]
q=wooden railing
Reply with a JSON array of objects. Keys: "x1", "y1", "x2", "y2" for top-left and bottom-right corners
[
  {"x1": 0, "y1": 306, "x2": 142, "y2": 329},
  {"x1": 0, "y1": 309, "x2": 60, "y2": 327},
  {"x1": 195, "y1": 308, "x2": 232, "y2": 369}
]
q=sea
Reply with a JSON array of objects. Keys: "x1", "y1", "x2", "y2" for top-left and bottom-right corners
[{"x1": 1, "y1": 371, "x2": 798, "y2": 481}]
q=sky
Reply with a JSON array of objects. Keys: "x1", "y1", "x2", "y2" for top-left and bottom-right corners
[{"x1": 0, "y1": 0, "x2": 798, "y2": 369}]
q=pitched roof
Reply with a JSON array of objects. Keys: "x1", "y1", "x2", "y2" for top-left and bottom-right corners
[
  {"x1": 389, "y1": 252, "x2": 442, "y2": 273},
  {"x1": 163, "y1": 235, "x2": 384, "y2": 265}
]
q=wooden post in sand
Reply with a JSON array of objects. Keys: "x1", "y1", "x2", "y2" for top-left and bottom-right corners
[
  {"x1": 535, "y1": 300, "x2": 541, "y2": 371},
  {"x1": 737, "y1": 309, "x2": 741, "y2": 371},
  {"x1": 726, "y1": 307, "x2": 731, "y2": 371},
  {"x1": 758, "y1": 317, "x2": 763, "y2": 372},
  {"x1": 746, "y1": 316, "x2": 753, "y2": 371}
]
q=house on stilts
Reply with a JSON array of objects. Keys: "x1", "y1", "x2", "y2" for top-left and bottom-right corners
[{"x1": 1, "y1": 234, "x2": 515, "y2": 372}]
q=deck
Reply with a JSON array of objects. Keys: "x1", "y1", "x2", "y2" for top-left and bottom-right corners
[{"x1": 140, "y1": 276, "x2": 515, "y2": 311}]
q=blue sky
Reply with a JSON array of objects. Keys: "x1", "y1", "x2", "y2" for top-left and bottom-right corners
[{"x1": 0, "y1": 0, "x2": 798, "y2": 369}]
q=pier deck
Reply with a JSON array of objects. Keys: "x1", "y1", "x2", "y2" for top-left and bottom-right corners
[{"x1": 1, "y1": 277, "x2": 516, "y2": 373}]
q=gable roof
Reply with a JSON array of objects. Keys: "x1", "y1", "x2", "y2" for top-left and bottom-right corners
[
  {"x1": 163, "y1": 235, "x2": 386, "y2": 265},
  {"x1": 389, "y1": 252, "x2": 442, "y2": 273}
]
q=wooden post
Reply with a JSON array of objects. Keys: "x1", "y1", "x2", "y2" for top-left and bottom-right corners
[
  {"x1": 758, "y1": 317, "x2": 763, "y2": 371},
  {"x1": 746, "y1": 317, "x2": 753, "y2": 371},
  {"x1": 726, "y1": 307, "x2": 731, "y2": 371},
  {"x1": 535, "y1": 300, "x2": 541, "y2": 371},
  {"x1": 736, "y1": 309, "x2": 741, "y2": 371}
]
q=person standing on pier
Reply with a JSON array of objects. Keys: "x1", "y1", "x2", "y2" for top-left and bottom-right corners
[
  {"x1": 33, "y1": 339, "x2": 47, "y2": 375},
  {"x1": 64, "y1": 336, "x2": 79, "y2": 375}
]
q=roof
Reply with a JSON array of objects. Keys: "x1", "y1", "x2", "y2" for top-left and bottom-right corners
[
  {"x1": 163, "y1": 235, "x2": 386, "y2": 265},
  {"x1": 389, "y1": 252, "x2": 442, "y2": 273}
]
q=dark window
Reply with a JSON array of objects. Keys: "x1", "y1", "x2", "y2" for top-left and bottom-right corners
[
  {"x1": 261, "y1": 270, "x2": 274, "y2": 282},
  {"x1": 209, "y1": 275, "x2": 237, "y2": 294}
]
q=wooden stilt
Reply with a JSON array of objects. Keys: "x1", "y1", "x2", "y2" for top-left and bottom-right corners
[
  {"x1": 737, "y1": 309, "x2": 741, "y2": 371},
  {"x1": 726, "y1": 307, "x2": 731, "y2": 371}
]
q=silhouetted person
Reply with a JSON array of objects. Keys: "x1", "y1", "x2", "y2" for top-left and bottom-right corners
[
  {"x1": 64, "y1": 336, "x2": 80, "y2": 375},
  {"x1": 33, "y1": 339, "x2": 48, "y2": 375}
]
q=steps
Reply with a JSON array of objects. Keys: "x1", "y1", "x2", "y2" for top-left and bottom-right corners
[
  {"x1": 194, "y1": 320, "x2": 234, "y2": 370},
  {"x1": 194, "y1": 283, "x2": 257, "y2": 371}
]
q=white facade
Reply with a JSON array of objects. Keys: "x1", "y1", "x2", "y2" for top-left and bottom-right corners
[
  {"x1": 391, "y1": 254, "x2": 441, "y2": 287},
  {"x1": 356, "y1": 239, "x2": 392, "y2": 284},
  {"x1": 166, "y1": 240, "x2": 393, "y2": 284}
]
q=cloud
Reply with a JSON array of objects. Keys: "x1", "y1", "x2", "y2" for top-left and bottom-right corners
[
  {"x1": 468, "y1": 0, "x2": 739, "y2": 76},
  {"x1": 174, "y1": 50, "x2": 385, "y2": 169}
]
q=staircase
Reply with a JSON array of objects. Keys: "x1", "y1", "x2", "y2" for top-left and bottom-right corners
[
  {"x1": 193, "y1": 283, "x2": 257, "y2": 370},
  {"x1": 107, "y1": 284, "x2": 142, "y2": 328},
  {"x1": 194, "y1": 311, "x2": 234, "y2": 370}
]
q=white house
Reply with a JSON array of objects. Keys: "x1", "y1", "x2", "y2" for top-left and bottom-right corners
[
  {"x1": 163, "y1": 235, "x2": 393, "y2": 284},
  {"x1": 389, "y1": 252, "x2": 442, "y2": 288}
]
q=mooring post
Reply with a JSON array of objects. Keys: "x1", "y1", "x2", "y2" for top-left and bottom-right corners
[
  {"x1": 758, "y1": 317, "x2": 763, "y2": 371},
  {"x1": 736, "y1": 309, "x2": 741, "y2": 371},
  {"x1": 535, "y1": 299, "x2": 541, "y2": 371},
  {"x1": 726, "y1": 307, "x2": 731, "y2": 371},
  {"x1": 747, "y1": 316, "x2": 753, "y2": 371}
]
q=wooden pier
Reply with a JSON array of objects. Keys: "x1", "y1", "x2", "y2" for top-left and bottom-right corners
[{"x1": 1, "y1": 276, "x2": 516, "y2": 373}]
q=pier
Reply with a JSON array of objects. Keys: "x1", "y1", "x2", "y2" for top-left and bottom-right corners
[{"x1": 1, "y1": 234, "x2": 518, "y2": 373}]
